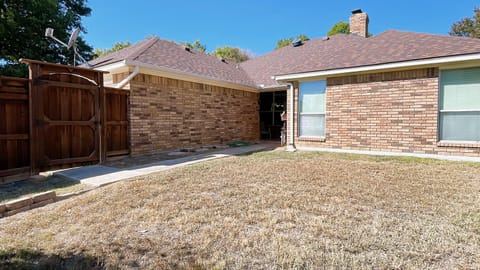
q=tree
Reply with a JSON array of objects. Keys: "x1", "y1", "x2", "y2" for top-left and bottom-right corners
[
  {"x1": 275, "y1": 34, "x2": 310, "y2": 49},
  {"x1": 93, "y1": 41, "x2": 132, "y2": 58},
  {"x1": 275, "y1": 37, "x2": 294, "y2": 50},
  {"x1": 0, "y1": 0, "x2": 93, "y2": 77},
  {"x1": 326, "y1": 21, "x2": 372, "y2": 37},
  {"x1": 180, "y1": 40, "x2": 207, "y2": 53},
  {"x1": 327, "y1": 21, "x2": 350, "y2": 36},
  {"x1": 450, "y1": 7, "x2": 480, "y2": 38},
  {"x1": 211, "y1": 46, "x2": 250, "y2": 63}
]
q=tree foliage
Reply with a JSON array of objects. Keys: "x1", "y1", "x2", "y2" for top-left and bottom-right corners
[
  {"x1": 211, "y1": 46, "x2": 250, "y2": 63},
  {"x1": 327, "y1": 21, "x2": 350, "y2": 36},
  {"x1": 275, "y1": 34, "x2": 310, "y2": 50},
  {"x1": 450, "y1": 7, "x2": 480, "y2": 38},
  {"x1": 93, "y1": 41, "x2": 132, "y2": 57},
  {"x1": 180, "y1": 40, "x2": 207, "y2": 53},
  {"x1": 0, "y1": 0, "x2": 93, "y2": 77}
]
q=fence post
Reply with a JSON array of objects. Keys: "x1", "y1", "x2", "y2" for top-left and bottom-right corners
[
  {"x1": 28, "y1": 63, "x2": 40, "y2": 175},
  {"x1": 98, "y1": 72, "x2": 107, "y2": 163}
]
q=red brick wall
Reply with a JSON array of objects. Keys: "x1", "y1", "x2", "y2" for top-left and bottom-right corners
[
  {"x1": 291, "y1": 68, "x2": 480, "y2": 157},
  {"x1": 128, "y1": 74, "x2": 259, "y2": 155}
]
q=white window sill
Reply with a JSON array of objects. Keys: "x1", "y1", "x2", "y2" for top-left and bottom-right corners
[
  {"x1": 437, "y1": 141, "x2": 480, "y2": 148},
  {"x1": 298, "y1": 136, "x2": 326, "y2": 142}
]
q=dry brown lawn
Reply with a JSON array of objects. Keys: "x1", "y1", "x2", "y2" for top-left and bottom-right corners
[{"x1": 1, "y1": 151, "x2": 480, "y2": 269}]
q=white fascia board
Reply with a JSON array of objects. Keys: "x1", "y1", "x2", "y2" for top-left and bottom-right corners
[
  {"x1": 92, "y1": 60, "x2": 128, "y2": 72},
  {"x1": 273, "y1": 53, "x2": 480, "y2": 81},
  {"x1": 258, "y1": 84, "x2": 289, "y2": 92}
]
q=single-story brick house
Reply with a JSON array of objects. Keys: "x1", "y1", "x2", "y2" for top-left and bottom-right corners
[{"x1": 89, "y1": 10, "x2": 480, "y2": 159}]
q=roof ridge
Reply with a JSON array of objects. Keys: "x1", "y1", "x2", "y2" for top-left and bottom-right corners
[{"x1": 127, "y1": 37, "x2": 160, "y2": 61}]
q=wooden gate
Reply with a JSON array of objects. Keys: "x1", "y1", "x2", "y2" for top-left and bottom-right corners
[
  {"x1": 29, "y1": 60, "x2": 104, "y2": 172},
  {"x1": 0, "y1": 60, "x2": 130, "y2": 184}
]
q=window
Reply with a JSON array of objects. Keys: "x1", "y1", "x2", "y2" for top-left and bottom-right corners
[
  {"x1": 439, "y1": 68, "x2": 480, "y2": 142},
  {"x1": 299, "y1": 80, "x2": 326, "y2": 137}
]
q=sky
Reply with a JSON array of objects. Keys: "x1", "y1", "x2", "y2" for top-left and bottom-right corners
[{"x1": 82, "y1": 0, "x2": 479, "y2": 56}]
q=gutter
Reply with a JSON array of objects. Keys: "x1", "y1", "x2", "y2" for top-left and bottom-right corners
[
  {"x1": 284, "y1": 82, "x2": 296, "y2": 152},
  {"x1": 115, "y1": 66, "x2": 140, "y2": 89}
]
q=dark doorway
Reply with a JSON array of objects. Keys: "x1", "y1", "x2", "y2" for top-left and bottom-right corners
[{"x1": 259, "y1": 91, "x2": 286, "y2": 139}]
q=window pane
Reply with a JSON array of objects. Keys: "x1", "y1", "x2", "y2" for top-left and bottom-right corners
[
  {"x1": 440, "y1": 111, "x2": 480, "y2": 141},
  {"x1": 442, "y1": 84, "x2": 480, "y2": 110},
  {"x1": 299, "y1": 81, "x2": 326, "y2": 113},
  {"x1": 299, "y1": 114, "x2": 325, "y2": 137},
  {"x1": 440, "y1": 68, "x2": 480, "y2": 110}
]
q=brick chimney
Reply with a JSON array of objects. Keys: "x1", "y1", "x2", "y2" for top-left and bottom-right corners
[{"x1": 349, "y1": 9, "x2": 369, "y2": 38}]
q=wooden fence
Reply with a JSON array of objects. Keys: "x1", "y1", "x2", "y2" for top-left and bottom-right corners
[
  {"x1": 105, "y1": 87, "x2": 130, "y2": 157},
  {"x1": 0, "y1": 60, "x2": 130, "y2": 184},
  {"x1": 0, "y1": 77, "x2": 30, "y2": 181}
]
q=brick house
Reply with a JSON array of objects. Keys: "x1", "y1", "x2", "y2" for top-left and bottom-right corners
[{"x1": 90, "y1": 10, "x2": 480, "y2": 159}]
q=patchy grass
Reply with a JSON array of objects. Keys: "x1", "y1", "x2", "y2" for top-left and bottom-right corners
[
  {"x1": 0, "y1": 176, "x2": 88, "y2": 203},
  {"x1": 0, "y1": 249, "x2": 103, "y2": 269},
  {"x1": 1, "y1": 151, "x2": 480, "y2": 269}
]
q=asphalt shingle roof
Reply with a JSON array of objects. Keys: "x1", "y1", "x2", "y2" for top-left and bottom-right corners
[
  {"x1": 90, "y1": 30, "x2": 480, "y2": 88},
  {"x1": 89, "y1": 38, "x2": 257, "y2": 87},
  {"x1": 240, "y1": 34, "x2": 366, "y2": 86},
  {"x1": 241, "y1": 30, "x2": 480, "y2": 86}
]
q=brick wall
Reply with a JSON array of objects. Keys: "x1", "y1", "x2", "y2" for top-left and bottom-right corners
[
  {"x1": 127, "y1": 74, "x2": 259, "y2": 155},
  {"x1": 292, "y1": 68, "x2": 480, "y2": 157}
]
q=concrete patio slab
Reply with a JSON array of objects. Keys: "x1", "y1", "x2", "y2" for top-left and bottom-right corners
[
  {"x1": 54, "y1": 165, "x2": 120, "y2": 181},
  {"x1": 52, "y1": 143, "x2": 275, "y2": 187}
]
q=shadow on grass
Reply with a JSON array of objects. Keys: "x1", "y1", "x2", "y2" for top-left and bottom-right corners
[
  {"x1": 0, "y1": 249, "x2": 104, "y2": 270},
  {"x1": 0, "y1": 176, "x2": 80, "y2": 203}
]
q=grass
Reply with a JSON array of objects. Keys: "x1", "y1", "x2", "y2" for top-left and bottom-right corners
[
  {"x1": 1, "y1": 151, "x2": 480, "y2": 269},
  {"x1": 0, "y1": 176, "x2": 89, "y2": 204}
]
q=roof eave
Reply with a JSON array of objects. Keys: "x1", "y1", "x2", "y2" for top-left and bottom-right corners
[
  {"x1": 94, "y1": 59, "x2": 260, "y2": 92},
  {"x1": 273, "y1": 53, "x2": 480, "y2": 81},
  {"x1": 258, "y1": 84, "x2": 289, "y2": 92},
  {"x1": 91, "y1": 60, "x2": 128, "y2": 72}
]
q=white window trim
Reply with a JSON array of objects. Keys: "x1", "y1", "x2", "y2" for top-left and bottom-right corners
[
  {"x1": 297, "y1": 81, "x2": 327, "y2": 139},
  {"x1": 439, "y1": 109, "x2": 480, "y2": 113},
  {"x1": 438, "y1": 68, "x2": 480, "y2": 143},
  {"x1": 438, "y1": 140, "x2": 480, "y2": 144}
]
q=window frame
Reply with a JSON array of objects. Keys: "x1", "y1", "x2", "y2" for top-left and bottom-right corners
[
  {"x1": 297, "y1": 80, "x2": 327, "y2": 139},
  {"x1": 438, "y1": 67, "x2": 480, "y2": 144}
]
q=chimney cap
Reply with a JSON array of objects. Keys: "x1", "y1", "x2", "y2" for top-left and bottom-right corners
[{"x1": 351, "y1": 9, "x2": 363, "y2": 14}]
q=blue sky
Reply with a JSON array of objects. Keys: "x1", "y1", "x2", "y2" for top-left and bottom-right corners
[{"x1": 83, "y1": 0, "x2": 479, "y2": 56}]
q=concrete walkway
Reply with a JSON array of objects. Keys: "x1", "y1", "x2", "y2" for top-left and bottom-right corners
[{"x1": 54, "y1": 143, "x2": 273, "y2": 187}]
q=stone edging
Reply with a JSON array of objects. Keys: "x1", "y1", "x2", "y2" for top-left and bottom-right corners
[{"x1": 0, "y1": 189, "x2": 91, "y2": 218}]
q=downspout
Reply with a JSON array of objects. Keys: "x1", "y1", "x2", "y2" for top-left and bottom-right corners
[
  {"x1": 116, "y1": 66, "x2": 140, "y2": 89},
  {"x1": 285, "y1": 82, "x2": 296, "y2": 151}
]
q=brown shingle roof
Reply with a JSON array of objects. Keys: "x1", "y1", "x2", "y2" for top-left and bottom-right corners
[
  {"x1": 89, "y1": 38, "x2": 256, "y2": 87},
  {"x1": 90, "y1": 31, "x2": 480, "y2": 88},
  {"x1": 240, "y1": 34, "x2": 366, "y2": 86},
  {"x1": 241, "y1": 30, "x2": 480, "y2": 86}
]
